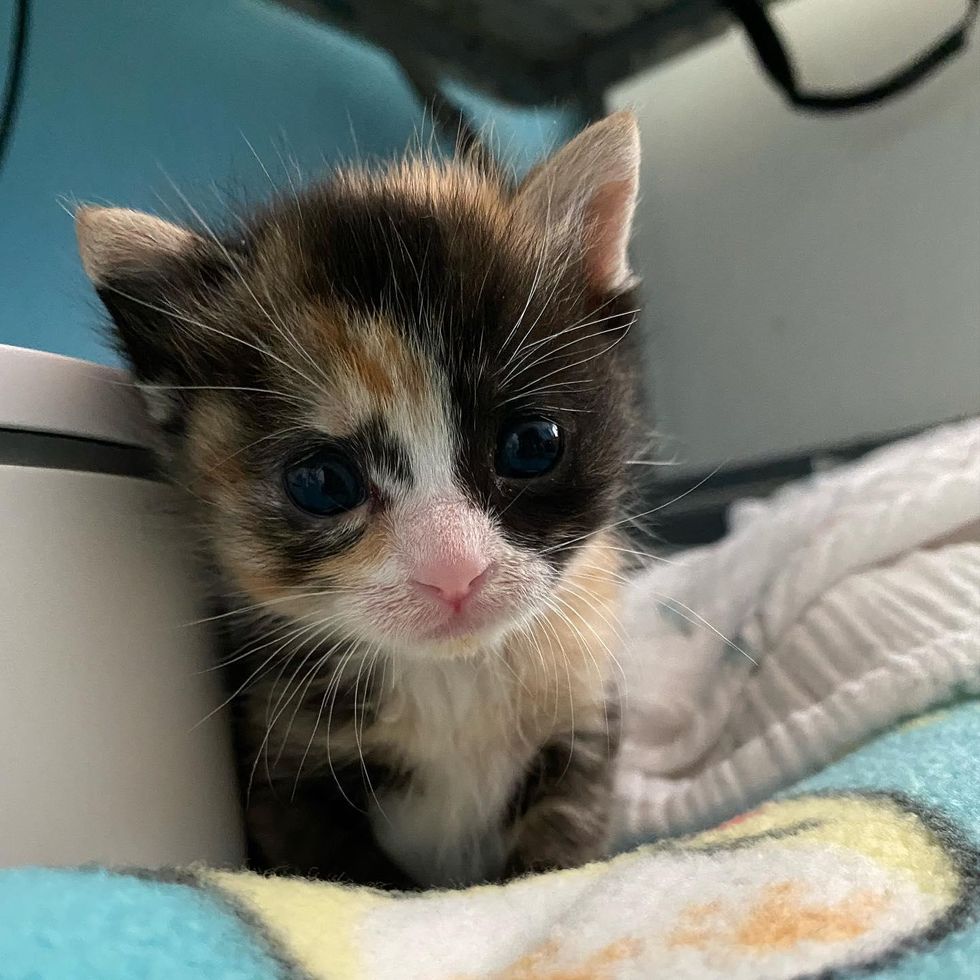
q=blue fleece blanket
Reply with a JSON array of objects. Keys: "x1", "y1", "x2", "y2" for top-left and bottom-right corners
[{"x1": 2, "y1": 699, "x2": 978, "y2": 979}]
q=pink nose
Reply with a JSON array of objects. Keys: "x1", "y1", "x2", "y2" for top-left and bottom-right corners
[{"x1": 412, "y1": 557, "x2": 491, "y2": 611}]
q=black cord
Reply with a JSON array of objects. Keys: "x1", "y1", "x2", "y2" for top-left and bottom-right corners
[
  {"x1": 0, "y1": 0, "x2": 30, "y2": 176},
  {"x1": 722, "y1": 0, "x2": 978, "y2": 111}
]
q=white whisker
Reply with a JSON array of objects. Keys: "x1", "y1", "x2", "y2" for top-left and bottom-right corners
[
  {"x1": 161, "y1": 168, "x2": 328, "y2": 388},
  {"x1": 500, "y1": 307, "x2": 640, "y2": 388},
  {"x1": 541, "y1": 461, "x2": 728, "y2": 557},
  {"x1": 653, "y1": 593, "x2": 757, "y2": 665}
]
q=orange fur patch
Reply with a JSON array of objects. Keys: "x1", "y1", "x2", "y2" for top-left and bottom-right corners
[
  {"x1": 185, "y1": 397, "x2": 244, "y2": 495},
  {"x1": 295, "y1": 303, "x2": 436, "y2": 431},
  {"x1": 313, "y1": 517, "x2": 388, "y2": 581},
  {"x1": 509, "y1": 533, "x2": 624, "y2": 734}
]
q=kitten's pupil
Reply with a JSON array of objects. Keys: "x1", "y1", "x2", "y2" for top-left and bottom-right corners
[
  {"x1": 496, "y1": 418, "x2": 563, "y2": 479},
  {"x1": 284, "y1": 448, "x2": 367, "y2": 516}
]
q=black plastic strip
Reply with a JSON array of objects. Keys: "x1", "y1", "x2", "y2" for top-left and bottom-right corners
[
  {"x1": 0, "y1": 428, "x2": 160, "y2": 480},
  {"x1": 640, "y1": 419, "x2": 965, "y2": 547}
]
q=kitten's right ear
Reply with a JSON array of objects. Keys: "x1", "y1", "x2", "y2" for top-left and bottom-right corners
[{"x1": 75, "y1": 206, "x2": 229, "y2": 381}]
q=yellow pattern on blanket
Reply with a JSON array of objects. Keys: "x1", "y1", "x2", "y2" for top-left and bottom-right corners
[{"x1": 204, "y1": 785, "x2": 973, "y2": 979}]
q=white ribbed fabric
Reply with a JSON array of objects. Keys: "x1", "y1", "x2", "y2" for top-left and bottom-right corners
[{"x1": 613, "y1": 417, "x2": 980, "y2": 847}]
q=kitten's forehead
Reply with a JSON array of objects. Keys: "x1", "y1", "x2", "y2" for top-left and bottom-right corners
[
  {"x1": 301, "y1": 308, "x2": 458, "y2": 499},
  {"x1": 295, "y1": 306, "x2": 433, "y2": 429},
  {"x1": 251, "y1": 159, "x2": 550, "y2": 359}
]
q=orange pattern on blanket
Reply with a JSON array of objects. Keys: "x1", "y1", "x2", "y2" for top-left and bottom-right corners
[
  {"x1": 473, "y1": 937, "x2": 642, "y2": 979},
  {"x1": 669, "y1": 880, "x2": 887, "y2": 951}
]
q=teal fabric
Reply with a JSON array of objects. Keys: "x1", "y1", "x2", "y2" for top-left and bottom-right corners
[
  {"x1": 4, "y1": 704, "x2": 976, "y2": 977},
  {"x1": 789, "y1": 701, "x2": 980, "y2": 840},
  {"x1": 786, "y1": 701, "x2": 980, "y2": 980},
  {"x1": 0, "y1": 0, "x2": 578, "y2": 365},
  {"x1": 0, "y1": 867, "x2": 278, "y2": 979}
]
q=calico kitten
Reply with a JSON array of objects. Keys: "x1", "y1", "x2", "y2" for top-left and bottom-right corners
[{"x1": 75, "y1": 111, "x2": 644, "y2": 889}]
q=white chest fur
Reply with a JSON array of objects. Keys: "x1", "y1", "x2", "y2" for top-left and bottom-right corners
[{"x1": 368, "y1": 656, "x2": 534, "y2": 888}]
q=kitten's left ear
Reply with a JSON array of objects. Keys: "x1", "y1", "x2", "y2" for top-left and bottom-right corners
[
  {"x1": 75, "y1": 206, "x2": 202, "y2": 286},
  {"x1": 74, "y1": 206, "x2": 236, "y2": 384},
  {"x1": 517, "y1": 110, "x2": 640, "y2": 295}
]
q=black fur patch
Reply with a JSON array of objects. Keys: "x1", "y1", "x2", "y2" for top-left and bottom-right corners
[{"x1": 351, "y1": 415, "x2": 412, "y2": 488}]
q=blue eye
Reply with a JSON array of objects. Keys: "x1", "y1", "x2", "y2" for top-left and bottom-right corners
[
  {"x1": 496, "y1": 418, "x2": 563, "y2": 478},
  {"x1": 284, "y1": 448, "x2": 367, "y2": 516}
]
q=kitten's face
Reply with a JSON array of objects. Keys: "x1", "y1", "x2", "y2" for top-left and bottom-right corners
[{"x1": 77, "y1": 113, "x2": 642, "y2": 657}]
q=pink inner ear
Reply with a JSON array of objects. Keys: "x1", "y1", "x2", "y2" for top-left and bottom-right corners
[{"x1": 584, "y1": 178, "x2": 636, "y2": 293}]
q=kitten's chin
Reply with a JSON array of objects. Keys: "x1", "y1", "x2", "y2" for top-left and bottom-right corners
[
  {"x1": 390, "y1": 621, "x2": 514, "y2": 661},
  {"x1": 375, "y1": 607, "x2": 532, "y2": 661}
]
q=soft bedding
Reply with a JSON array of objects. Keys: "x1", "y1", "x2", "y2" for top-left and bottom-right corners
[
  {"x1": 615, "y1": 415, "x2": 980, "y2": 845},
  {"x1": 2, "y1": 418, "x2": 978, "y2": 979}
]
